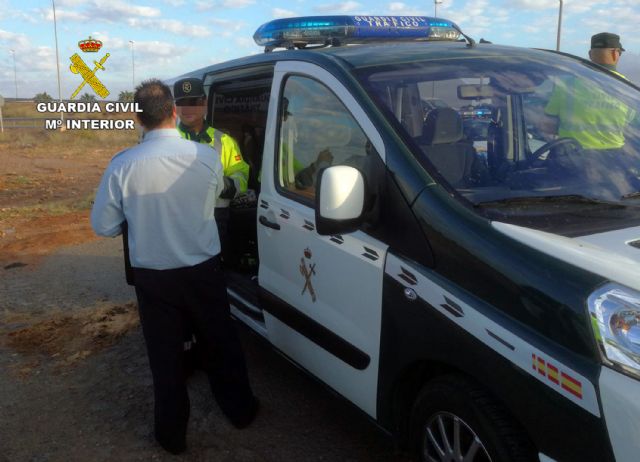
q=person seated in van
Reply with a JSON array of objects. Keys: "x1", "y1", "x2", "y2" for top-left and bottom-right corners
[
  {"x1": 293, "y1": 148, "x2": 334, "y2": 189},
  {"x1": 540, "y1": 35, "x2": 636, "y2": 154},
  {"x1": 536, "y1": 74, "x2": 637, "y2": 192},
  {"x1": 271, "y1": 96, "x2": 335, "y2": 190},
  {"x1": 542, "y1": 79, "x2": 635, "y2": 152}
]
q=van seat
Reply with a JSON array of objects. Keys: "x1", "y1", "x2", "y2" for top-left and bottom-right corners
[{"x1": 419, "y1": 108, "x2": 476, "y2": 187}]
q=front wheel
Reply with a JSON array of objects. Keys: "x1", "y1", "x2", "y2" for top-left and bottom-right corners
[{"x1": 410, "y1": 376, "x2": 536, "y2": 462}]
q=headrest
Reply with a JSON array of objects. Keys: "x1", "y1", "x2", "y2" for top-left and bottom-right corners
[{"x1": 423, "y1": 108, "x2": 463, "y2": 145}]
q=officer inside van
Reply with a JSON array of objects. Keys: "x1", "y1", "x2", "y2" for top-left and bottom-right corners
[
  {"x1": 539, "y1": 59, "x2": 638, "y2": 194},
  {"x1": 541, "y1": 34, "x2": 635, "y2": 153},
  {"x1": 542, "y1": 81, "x2": 634, "y2": 152}
]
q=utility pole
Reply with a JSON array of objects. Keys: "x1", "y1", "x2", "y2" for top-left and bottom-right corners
[
  {"x1": 129, "y1": 40, "x2": 135, "y2": 90},
  {"x1": 10, "y1": 49, "x2": 17, "y2": 100},
  {"x1": 556, "y1": 0, "x2": 563, "y2": 51},
  {"x1": 434, "y1": 0, "x2": 443, "y2": 18},
  {"x1": 52, "y1": 0, "x2": 63, "y2": 122}
]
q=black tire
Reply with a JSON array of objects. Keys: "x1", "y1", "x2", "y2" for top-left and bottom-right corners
[{"x1": 409, "y1": 375, "x2": 536, "y2": 462}]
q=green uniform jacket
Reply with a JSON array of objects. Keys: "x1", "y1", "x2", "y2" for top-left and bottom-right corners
[{"x1": 177, "y1": 122, "x2": 249, "y2": 205}]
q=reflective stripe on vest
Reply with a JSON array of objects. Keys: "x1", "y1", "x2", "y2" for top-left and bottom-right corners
[{"x1": 212, "y1": 129, "x2": 222, "y2": 154}]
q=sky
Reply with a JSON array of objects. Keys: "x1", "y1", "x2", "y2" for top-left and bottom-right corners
[{"x1": 0, "y1": 0, "x2": 639, "y2": 99}]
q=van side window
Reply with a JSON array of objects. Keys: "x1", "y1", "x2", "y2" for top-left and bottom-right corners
[{"x1": 277, "y1": 75, "x2": 371, "y2": 202}]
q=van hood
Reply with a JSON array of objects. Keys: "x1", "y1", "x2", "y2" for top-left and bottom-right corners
[{"x1": 492, "y1": 222, "x2": 640, "y2": 291}]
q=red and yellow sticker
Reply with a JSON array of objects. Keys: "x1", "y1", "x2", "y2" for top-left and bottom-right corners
[{"x1": 532, "y1": 353, "x2": 583, "y2": 399}]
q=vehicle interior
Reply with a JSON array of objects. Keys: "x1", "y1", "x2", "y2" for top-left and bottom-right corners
[
  {"x1": 205, "y1": 69, "x2": 273, "y2": 314},
  {"x1": 358, "y1": 57, "x2": 640, "y2": 212}
]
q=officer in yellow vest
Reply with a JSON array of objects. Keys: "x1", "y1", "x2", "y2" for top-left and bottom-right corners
[
  {"x1": 542, "y1": 33, "x2": 635, "y2": 152},
  {"x1": 588, "y1": 32, "x2": 627, "y2": 79},
  {"x1": 544, "y1": 77, "x2": 635, "y2": 151},
  {"x1": 173, "y1": 78, "x2": 250, "y2": 260}
]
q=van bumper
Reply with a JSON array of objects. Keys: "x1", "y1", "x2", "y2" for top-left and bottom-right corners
[{"x1": 600, "y1": 367, "x2": 640, "y2": 462}]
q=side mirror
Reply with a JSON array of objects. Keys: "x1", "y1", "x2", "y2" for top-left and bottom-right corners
[{"x1": 315, "y1": 165, "x2": 365, "y2": 236}]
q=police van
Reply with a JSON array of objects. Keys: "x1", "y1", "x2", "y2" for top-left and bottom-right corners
[{"x1": 172, "y1": 16, "x2": 640, "y2": 462}]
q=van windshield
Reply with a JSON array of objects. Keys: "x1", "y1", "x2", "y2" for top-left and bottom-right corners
[{"x1": 355, "y1": 53, "x2": 640, "y2": 232}]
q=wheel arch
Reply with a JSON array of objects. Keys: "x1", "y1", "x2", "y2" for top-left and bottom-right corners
[{"x1": 387, "y1": 359, "x2": 535, "y2": 454}]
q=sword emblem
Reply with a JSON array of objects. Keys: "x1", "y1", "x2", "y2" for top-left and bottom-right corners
[
  {"x1": 299, "y1": 257, "x2": 317, "y2": 302},
  {"x1": 69, "y1": 53, "x2": 110, "y2": 99}
]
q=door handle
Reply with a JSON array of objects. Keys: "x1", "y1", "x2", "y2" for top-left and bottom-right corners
[{"x1": 259, "y1": 215, "x2": 281, "y2": 230}]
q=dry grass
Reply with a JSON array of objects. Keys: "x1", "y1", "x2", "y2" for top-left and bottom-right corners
[
  {"x1": 1, "y1": 101, "x2": 39, "y2": 118},
  {"x1": 1, "y1": 101, "x2": 141, "y2": 129},
  {"x1": 0, "y1": 193, "x2": 95, "y2": 221},
  {"x1": 0, "y1": 102, "x2": 142, "y2": 259},
  {"x1": 0, "y1": 116, "x2": 137, "y2": 221},
  {"x1": 0, "y1": 125, "x2": 138, "y2": 154}
]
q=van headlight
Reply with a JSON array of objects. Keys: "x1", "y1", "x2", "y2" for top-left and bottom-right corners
[{"x1": 588, "y1": 283, "x2": 640, "y2": 379}]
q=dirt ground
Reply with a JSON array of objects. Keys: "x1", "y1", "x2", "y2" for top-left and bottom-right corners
[{"x1": 0, "y1": 122, "x2": 411, "y2": 461}]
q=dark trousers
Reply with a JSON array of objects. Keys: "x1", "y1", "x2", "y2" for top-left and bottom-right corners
[
  {"x1": 133, "y1": 256, "x2": 255, "y2": 452},
  {"x1": 184, "y1": 208, "x2": 230, "y2": 361},
  {"x1": 214, "y1": 207, "x2": 230, "y2": 263}
]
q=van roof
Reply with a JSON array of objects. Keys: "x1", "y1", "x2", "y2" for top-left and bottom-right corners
[{"x1": 169, "y1": 42, "x2": 575, "y2": 84}]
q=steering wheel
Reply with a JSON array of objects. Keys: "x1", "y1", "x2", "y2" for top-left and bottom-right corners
[{"x1": 531, "y1": 137, "x2": 583, "y2": 161}]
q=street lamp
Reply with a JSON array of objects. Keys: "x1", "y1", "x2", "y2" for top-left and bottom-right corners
[
  {"x1": 129, "y1": 40, "x2": 135, "y2": 90},
  {"x1": 51, "y1": 0, "x2": 63, "y2": 120},
  {"x1": 10, "y1": 49, "x2": 17, "y2": 100},
  {"x1": 434, "y1": 0, "x2": 443, "y2": 18},
  {"x1": 556, "y1": 0, "x2": 563, "y2": 51}
]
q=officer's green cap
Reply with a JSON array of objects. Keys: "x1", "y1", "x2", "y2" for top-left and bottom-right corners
[
  {"x1": 591, "y1": 32, "x2": 625, "y2": 51},
  {"x1": 173, "y1": 78, "x2": 205, "y2": 100}
]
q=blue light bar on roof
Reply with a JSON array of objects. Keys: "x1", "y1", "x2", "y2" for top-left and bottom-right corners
[{"x1": 253, "y1": 15, "x2": 462, "y2": 48}]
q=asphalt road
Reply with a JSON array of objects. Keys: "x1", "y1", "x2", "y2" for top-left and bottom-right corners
[{"x1": 0, "y1": 237, "x2": 412, "y2": 462}]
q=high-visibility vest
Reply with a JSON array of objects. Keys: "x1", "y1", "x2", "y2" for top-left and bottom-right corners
[
  {"x1": 177, "y1": 123, "x2": 249, "y2": 199},
  {"x1": 611, "y1": 70, "x2": 627, "y2": 80},
  {"x1": 545, "y1": 77, "x2": 636, "y2": 150}
]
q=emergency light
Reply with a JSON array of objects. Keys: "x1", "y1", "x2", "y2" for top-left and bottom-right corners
[{"x1": 253, "y1": 15, "x2": 462, "y2": 50}]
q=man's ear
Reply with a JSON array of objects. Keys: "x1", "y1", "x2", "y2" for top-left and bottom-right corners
[{"x1": 171, "y1": 105, "x2": 177, "y2": 122}]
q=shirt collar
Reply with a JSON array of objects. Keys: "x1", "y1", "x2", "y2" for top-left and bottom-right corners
[
  {"x1": 178, "y1": 120, "x2": 212, "y2": 143},
  {"x1": 599, "y1": 63, "x2": 617, "y2": 72},
  {"x1": 142, "y1": 128, "x2": 181, "y2": 141}
]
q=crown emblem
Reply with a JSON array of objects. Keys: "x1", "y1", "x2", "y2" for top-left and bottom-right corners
[{"x1": 78, "y1": 36, "x2": 103, "y2": 53}]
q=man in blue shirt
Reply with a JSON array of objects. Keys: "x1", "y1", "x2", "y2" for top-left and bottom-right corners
[{"x1": 91, "y1": 79, "x2": 258, "y2": 455}]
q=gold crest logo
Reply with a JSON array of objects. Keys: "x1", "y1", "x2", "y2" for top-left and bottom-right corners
[
  {"x1": 69, "y1": 37, "x2": 110, "y2": 99},
  {"x1": 182, "y1": 81, "x2": 192, "y2": 93}
]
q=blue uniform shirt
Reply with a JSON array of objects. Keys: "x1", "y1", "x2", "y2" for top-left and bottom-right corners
[{"x1": 91, "y1": 128, "x2": 224, "y2": 270}]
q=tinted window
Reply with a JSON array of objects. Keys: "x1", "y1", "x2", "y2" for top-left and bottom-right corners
[{"x1": 277, "y1": 75, "x2": 371, "y2": 203}]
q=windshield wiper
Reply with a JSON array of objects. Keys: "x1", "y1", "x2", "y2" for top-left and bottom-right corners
[
  {"x1": 475, "y1": 194, "x2": 626, "y2": 208},
  {"x1": 621, "y1": 191, "x2": 640, "y2": 200}
]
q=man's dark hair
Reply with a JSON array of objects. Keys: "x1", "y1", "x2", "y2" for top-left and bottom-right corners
[{"x1": 134, "y1": 79, "x2": 174, "y2": 129}]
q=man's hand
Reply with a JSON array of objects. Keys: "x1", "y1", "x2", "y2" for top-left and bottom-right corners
[
  {"x1": 316, "y1": 148, "x2": 333, "y2": 165},
  {"x1": 536, "y1": 113, "x2": 560, "y2": 142},
  {"x1": 219, "y1": 176, "x2": 237, "y2": 199}
]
